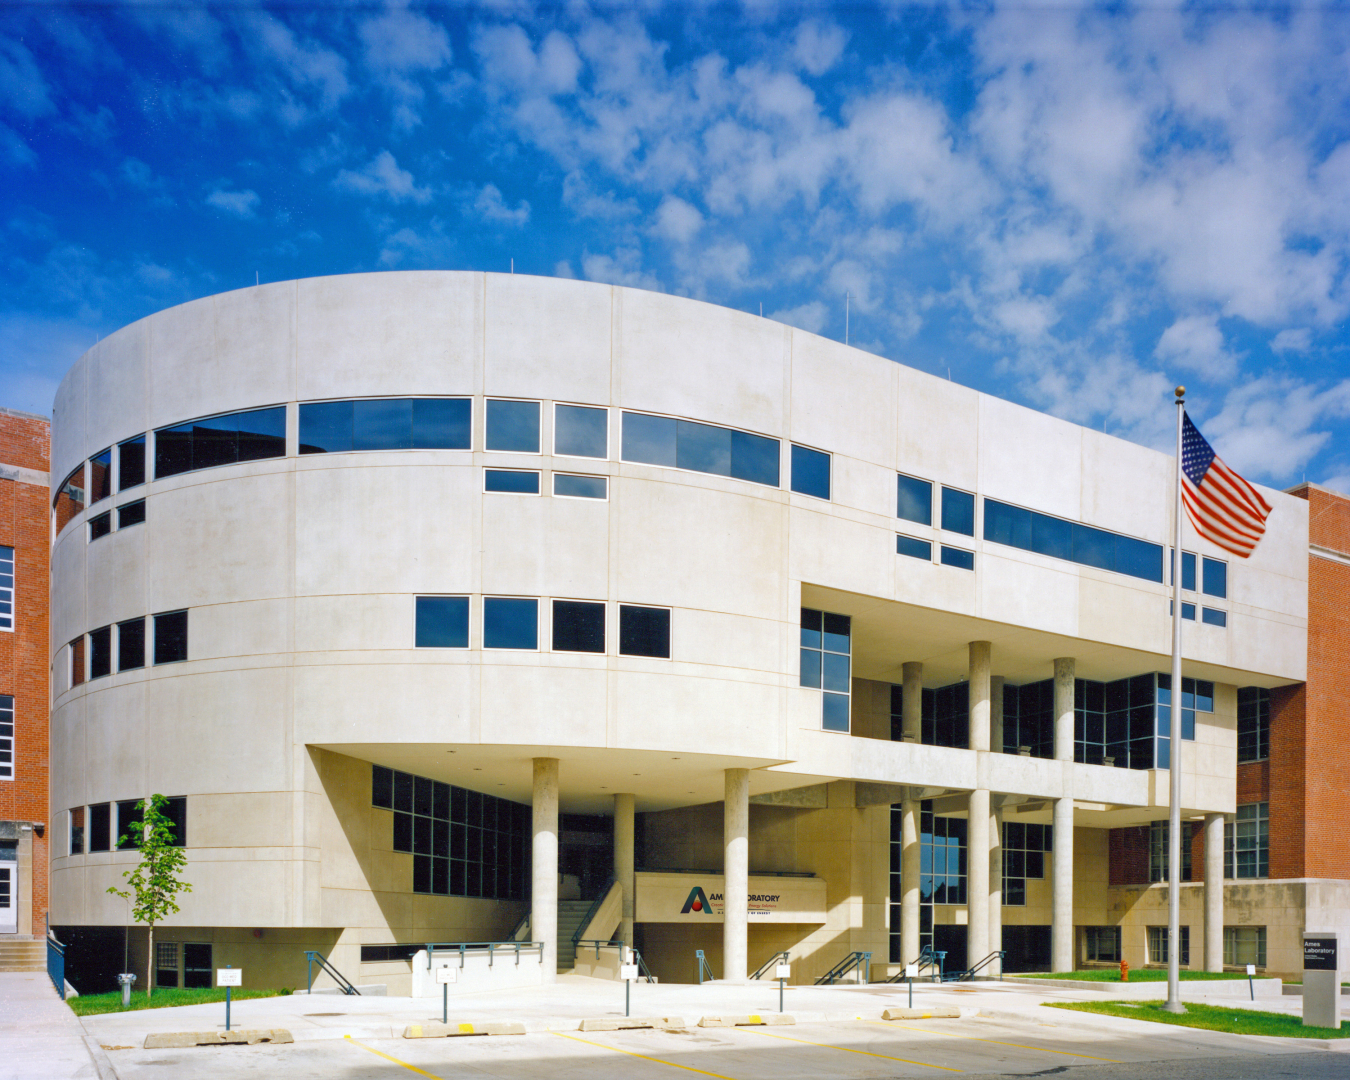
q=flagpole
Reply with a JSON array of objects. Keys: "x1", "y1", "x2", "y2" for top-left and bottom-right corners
[{"x1": 1165, "y1": 386, "x2": 1186, "y2": 1014}]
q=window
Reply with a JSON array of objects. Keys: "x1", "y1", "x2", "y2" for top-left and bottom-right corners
[
  {"x1": 89, "y1": 626, "x2": 112, "y2": 679},
  {"x1": 69, "y1": 637, "x2": 85, "y2": 687},
  {"x1": 984, "y1": 498, "x2": 1164, "y2": 583},
  {"x1": 361, "y1": 944, "x2": 423, "y2": 963},
  {"x1": 619, "y1": 604, "x2": 671, "y2": 659},
  {"x1": 800, "y1": 608, "x2": 850, "y2": 732},
  {"x1": 896, "y1": 474, "x2": 932, "y2": 526},
  {"x1": 1002, "y1": 820, "x2": 1051, "y2": 905},
  {"x1": 0, "y1": 546, "x2": 12, "y2": 631},
  {"x1": 117, "y1": 799, "x2": 143, "y2": 849},
  {"x1": 896, "y1": 535, "x2": 932, "y2": 561},
  {"x1": 1224, "y1": 926, "x2": 1267, "y2": 968},
  {"x1": 183, "y1": 943, "x2": 212, "y2": 989},
  {"x1": 553, "y1": 600, "x2": 605, "y2": 654},
  {"x1": 485, "y1": 399, "x2": 540, "y2": 453},
  {"x1": 923, "y1": 804, "x2": 967, "y2": 905},
  {"x1": 1173, "y1": 550, "x2": 1197, "y2": 591},
  {"x1": 372, "y1": 764, "x2": 528, "y2": 900},
  {"x1": 1149, "y1": 820, "x2": 1193, "y2": 882},
  {"x1": 299, "y1": 398, "x2": 471, "y2": 454},
  {"x1": 1155, "y1": 674, "x2": 1210, "y2": 752},
  {"x1": 69, "y1": 807, "x2": 84, "y2": 855},
  {"x1": 88, "y1": 448, "x2": 112, "y2": 504},
  {"x1": 117, "y1": 618, "x2": 145, "y2": 672},
  {"x1": 1202, "y1": 557, "x2": 1227, "y2": 599},
  {"x1": 924, "y1": 682, "x2": 968, "y2": 748},
  {"x1": 156, "y1": 941, "x2": 180, "y2": 988},
  {"x1": 1170, "y1": 601, "x2": 1196, "y2": 620},
  {"x1": 554, "y1": 404, "x2": 608, "y2": 458},
  {"x1": 790, "y1": 445, "x2": 830, "y2": 500},
  {"x1": 1148, "y1": 925, "x2": 1190, "y2": 966},
  {"x1": 483, "y1": 598, "x2": 538, "y2": 650},
  {"x1": 1202, "y1": 608, "x2": 1227, "y2": 627},
  {"x1": 155, "y1": 406, "x2": 286, "y2": 478},
  {"x1": 941, "y1": 487, "x2": 975, "y2": 535},
  {"x1": 1237, "y1": 687, "x2": 1270, "y2": 763},
  {"x1": 118, "y1": 500, "x2": 146, "y2": 528},
  {"x1": 1225, "y1": 803, "x2": 1268, "y2": 879},
  {"x1": 415, "y1": 597, "x2": 469, "y2": 649},
  {"x1": 54, "y1": 464, "x2": 84, "y2": 536},
  {"x1": 118, "y1": 434, "x2": 146, "y2": 490},
  {"x1": 940, "y1": 546, "x2": 974, "y2": 571},
  {"x1": 620, "y1": 412, "x2": 780, "y2": 487},
  {"x1": 161, "y1": 795, "x2": 187, "y2": 846},
  {"x1": 0, "y1": 695, "x2": 11, "y2": 781},
  {"x1": 1004, "y1": 680, "x2": 1054, "y2": 759},
  {"x1": 153, "y1": 610, "x2": 188, "y2": 665},
  {"x1": 88, "y1": 803, "x2": 111, "y2": 852},
  {"x1": 88, "y1": 512, "x2": 111, "y2": 541},
  {"x1": 553, "y1": 473, "x2": 607, "y2": 499},
  {"x1": 484, "y1": 469, "x2": 540, "y2": 494},
  {"x1": 1085, "y1": 926, "x2": 1121, "y2": 963}
]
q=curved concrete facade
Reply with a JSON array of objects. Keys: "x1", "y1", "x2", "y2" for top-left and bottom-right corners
[{"x1": 48, "y1": 272, "x2": 1308, "y2": 989}]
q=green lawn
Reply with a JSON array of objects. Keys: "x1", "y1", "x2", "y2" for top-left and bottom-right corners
[
  {"x1": 1046, "y1": 999, "x2": 1348, "y2": 1038},
  {"x1": 68, "y1": 986, "x2": 292, "y2": 1016},
  {"x1": 1018, "y1": 969, "x2": 1251, "y2": 982}
]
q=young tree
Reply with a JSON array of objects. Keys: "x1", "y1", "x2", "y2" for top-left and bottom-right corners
[{"x1": 107, "y1": 794, "x2": 192, "y2": 999}]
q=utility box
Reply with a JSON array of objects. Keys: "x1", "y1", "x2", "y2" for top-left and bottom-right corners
[{"x1": 1303, "y1": 932, "x2": 1340, "y2": 1029}]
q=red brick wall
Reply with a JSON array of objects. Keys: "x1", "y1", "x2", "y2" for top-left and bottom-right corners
[
  {"x1": 1109, "y1": 826, "x2": 1150, "y2": 885},
  {"x1": 0, "y1": 410, "x2": 51, "y2": 925}
]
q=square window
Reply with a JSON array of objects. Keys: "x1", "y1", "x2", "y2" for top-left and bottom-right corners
[
  {"x1": 799, "y1": 647, "x2": 821, "y2": 688},
  {"x1": 415, "y1": 597, "x2": 469, "y2": 648},
  {"x1": 483, "y1": 597, "x2": 538, "y2": 650},
  {"x1": 1202, "y1": 557, "x2": 1227, "y2": 599},
  {"x1": 484, "y1": 469, "x2": 540, "y2": 494},
  {"x1": 619, "y1": 604, "x2": 670, "y2": 658},
  {"x1": 554, "y1": 404, "x2": 608, "y2": 458},
  {"x1": 117, "y1": 617, "x2": 145, "y2": 672},
  {"x1": 822, "y1": 691, "x2": 850, "y2": 732},
  {"x1": 896, "y1": 534, "x2": 932, "y2": 561},
  {"x1": 1202, "y1": 607, "x2": 1227, "y2": 627},
  {"x1": 89, "y1": 626, "x2": 112, "y2": 678},
  {"x1": 153, "y1": 610, "x2": 188, "y2": 664},
  {"x1": 729, "y1": 429, "x2": 780, "y2": 486},
  {"x1": 299, "y1": 400, "x2": 354, "y2": 454},
  {"x1": 412, "y1": 398, "x2": 471, "y2": 449},
  {"x1": 790, "y1": 445, "x2": 830, "y2": 500},
  {"x1": 941, "y1": 487, "x2": 975, "y2": 535},
  {"x1": 553, "y1": 473, "x2": 607, "y2": 499},
  {"x1": 485, "y1": 400, "x2": 540, "y2": 453},
  {"x1": 552, "y1": 600, "x2": 605, "y2": 653},
  {"x1": 88, "y1": 512, "x2": 111, "y2": 541},
  {"x1": 897, "y1": 474, "x2": 932, "y2": 525},
  {"x1": 353, "y1": 398, "x2": 414, "y2": 451},
  {"x1": 118, "y1": 500, "x2": 146, "y2": 528},
  {"x1": 118, "y1": 435, "x2": 146, "y2": 490},
  {"x1": 940, "y1": 546, "x2": 975, "y2": 571}
]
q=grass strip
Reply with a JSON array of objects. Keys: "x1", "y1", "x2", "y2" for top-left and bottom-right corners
[
  {"x1": 1019, "y1": 969, "x2": 1251, "y2": 982},
  {"x1": 68, "y1": 986, "x2": 292, "y2": 1016},
  {"x1": 1046, "y1": 999, "x2": 1350, "y2": 1038}
]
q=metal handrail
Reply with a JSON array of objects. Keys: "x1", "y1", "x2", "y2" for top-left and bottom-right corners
[
  {"x1": 424, "y1": 940, "x2": 544, "y2": 969},
  {"x1": 304, "y1": 950, "x2": 359, "y2": 995},
  {"x1": 750, "y1": 950, "x2": 790, "y2": 981},
  {"x1": 509, "y1": 912, "x2": 530, "y2": 941},
  {"x1": 696, "y1": 949, "x2": 716, "y2": 984},
  {"x1": 572, "y1": 939, "x2": 655, "y2": 982},
  {"x1": 46, "y1": 913, "x2": 66, "y2": 1001},
  {"x1": 572, "y1": 875, "x2": 617, "y2": 945},
  {"x1": 954, "y1": 950, "x2": 1005, "y2": 982},
  {"x1": 814, "y1": 950, "x2": 872, "y2": 985}
]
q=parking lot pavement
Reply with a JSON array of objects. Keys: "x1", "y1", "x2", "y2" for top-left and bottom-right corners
[{"x1": 97, "y1": 1013, "x2": 1350, "y2": 1080}]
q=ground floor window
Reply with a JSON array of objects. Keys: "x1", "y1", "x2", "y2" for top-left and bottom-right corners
[
  {"x1": 888, "y1": 801, "x2": 967, "y2": 962},
  {"x1": 1224, "y1": 926, "x2": 1267, "y2": 968},
  {"x1": 156, "y1": 941, "x2": 179, "y2": 987},
  {"x1": 183, "y1": 942, "x2": 212, "y2": 989},
  {"x1": 1002, "y1": 821, "x2": 1050, "y2": 906},
  {"x1": 1225, "y1": 803, "x2": 1269, "y2": 878},
  {"x1": 1149, "y1": 820, "x2": 1192, "y2": 882},
  {"x1": 1085, "y1": 926, "x2": 1121, "y2": 963},
  {"x1": 1147, "y1": 924, "x2": 1190, "y2": 966}
]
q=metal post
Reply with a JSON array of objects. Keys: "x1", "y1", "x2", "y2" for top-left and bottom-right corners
[
  {"x1": 626, "y1": 976, "x2": 630, "y2": 1017},
  {"x1": 443, "y1": 980, "x2": 448, "y2": 1024},
  {"x1": 225, "y1": 966, "x2": 232, "y2": 1033},
  {"x1": 307, "y1": 953, "x2": 313, "y2": 994},
  {"x1": 1165, "y1": 387, "x2": 1186, "y2": 1015},
  {"x1": 908, "y1": 974, "x2": 913, "y2": 1008},
  {"x1": 779, "y1": 977, "x2": 784, "y2": 1013}
]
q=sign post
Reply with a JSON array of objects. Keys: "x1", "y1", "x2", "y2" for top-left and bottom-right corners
[
  {"x1": 1246, "y1": 963, "x2": 1255, "y2": 1001},
  {"x1": 1303, "y1": 933, "x2": 1340, "y2": 1029},
  {"x1": 620, "y1": 949, "x2": 639, "y2": 1018},
  {"x1": 217, "y1": 966, "x2": 241, "y2": 1032},
  {"x1": 775, "y1": 962, "x2": 790, "y2": 1012},
  {"x1": 436, "y1": 964, "x2": 456, "y2": 1025},
  {"x1": 905, "y1": 963, "x2": 918, "y2": 1009}
]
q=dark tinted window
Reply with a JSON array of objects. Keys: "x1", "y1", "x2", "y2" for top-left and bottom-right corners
[
  {"x1": 1202, "y1": 558, "x2": 1227, "y2": 598},
  {"x1": 730, "y1": 429, "x2": 779, "y2": 486},
  {"x1": 483, "y1": 598, "x2": 538, "y2": 650},
  {"x1": 373, "y1": 765, "x2": 394, "y2": 808},
  {"x1": 897, "y1": 534, "x2": 932, "y2": 561},
  {"x1": 88, "y1": 512, "x2": 111, "y2": 541},
  {"x1": 553, "y1": 474, "x2": 607, "y2": 499},
  {"x1": 1202, "y1": 607, "x2": 1227, "y2": 627},
  {"x1": 162, "y1": 796, "x2": 187, "y2": 847},
  {"x1": 553, "y1": 600, "x2": 605, "y2": 653},
  {"x1": 984, "y1": 499, "x2": 1031, "y2": 548},
  {"x1": 941, "y1": 487, "x2": 975, "y2": 535},
  {"x1": 791, "y1": 445, "x2": 830, "y2": 500},
  {"x1": 621, "y1": 412, "x2": 778, "y2": 487},
  {"x1": 299, "y1": 400, "x2": 354, "y2": 454},
  {"x1": 118, "y1": 618, "x2": 145, "y2": 672},
  {"x1": 941, "y1": 546, "x2": 975, "y2": 571},
  {"x1": 621, "y1": 412, "x2": 676, "y2": 466},
  {"x1": 117, "y1": 799, "x2": 142, "y2": 849},
  {"x1": 619, "y1": 605, "x2": 670, "y2": 658},
  {"x1": 485, "y1": 400, "x2": 540, "y2": 452},
  {"x1": 676, "y1": 420, "x2": 730, "y2": 475},
  {"x1": 300, "y1": 397, "x2": 471, "y2": 452},
  {"x1": 53, "y1": 465, "x2": 85, "y2": 536},
  {"x1": 89, "y1": 802, "x2": 111, "y2": 852},
  {"x1": 155, "y1": 407, "x2": 285, "y2": 477},
  {"x1": 118, "y1": 500, "x2": 146, "y2": 528},
  {"x1": 1073, "y1": 525, "x2": 1114, "y2": 570},
  {"x1": 89, "y1": 626, "x2": 112, "y2": 678},
  {"x1": 69, "y1": 637, "x2": 84, "y2": 687},
  {"x1": 89, "y1": 448, "x2": 112, "y2": 504},
  {"x1": 415, "y1": 597, "x2": 469, "y2": 648},
  {"x1": 1177, "y1": 551, "x2": 1197, "y2": 591},
  {"x1": 555, "y1": 405, "x2": 607, "y2": 458},
  {"x1": 118, "y1": 435, "x2": 146, "y2": 490},
  {"x1": 983, "y1": 498, "x2": 1163, "y2": 583},
  {"x1": 413, "y1": 398, "x2": 471, "y2": 449},
  {"x1": 897, "y1": 474, "x2": 932, "y2": 525},
  {"x1": 354, "y1": 398, "x2": 413, "y2": 451},
  {"x1": 484, "y1": 469, "x2": 540, "y2": 494},
  {"x1": 154, "y1": 610, "x2": 188, "y2": 664}
]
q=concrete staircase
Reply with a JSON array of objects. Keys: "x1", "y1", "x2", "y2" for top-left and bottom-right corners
[
  {"x1": 556, "y1": 900, "x2": 595, "y2": 972},
  {"x1": 0, "y1": 937, "x2": 46, "y2": 973}
]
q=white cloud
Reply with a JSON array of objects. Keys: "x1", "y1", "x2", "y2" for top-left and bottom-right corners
[
  {"x1": 205, "y1": 187, "x2": 260, "y2": 218},
  {"x1": 792, "y1": 21, "x2": 848, "y2": 77},
  {"x1": 1271, "y1": 328, "x2": 1313, "y2": 355},
  {"x1": 0, "y1": 38, "x2": 56, "y2": 119},
  {"x1": 359, "y1": 9, "x2": 454, "y2": 129},
  {"x1": 1154, "y1": 315, "x2": 1238, "y2": 380},
  {"x1": 581, "y1": 247, "x2": 661, "y2": 291},
  {"x1": 473, "y1": 184, "x2": 530, "y2": 227},
  {"x1": 554, "y1": 260, "x2": 575, "y2": 279},
  {"x1": 1201, "y1": 374, "x2": 1350, "y2": 481},
  {"x1": 650, "y1": 196, "x2": 703, "y2": 243},
  {"x1": 252, "y1": 14, "x2": 349, "y2": 110},
  {"x1": 334, "y1": 151, "x2": 432, "y2": 204},
  {"x1": 769, "y1": 300, "x2": 828, "y2": 334}
]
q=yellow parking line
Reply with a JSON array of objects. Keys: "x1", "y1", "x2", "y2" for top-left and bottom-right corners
[
  {"x1": 869, "y1": 1021, "x2": 1122, "y2": 1062},
  {"x1": 551, "y1": 1030, "x2": 741, "y2": 1080},
  {"x1": 344, "y1": 1035, "x2": 444, "y2": 1077},
  {"x1": 738, "y1": 1026, "x2": 960, "y2": 1071}
]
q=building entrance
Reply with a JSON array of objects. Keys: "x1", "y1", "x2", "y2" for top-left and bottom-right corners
[{"x1": 0, "y1": 859, "x2": 16, "y2": 934}]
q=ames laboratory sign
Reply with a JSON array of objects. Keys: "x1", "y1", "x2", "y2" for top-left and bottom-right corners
[{"x1": 635, "y1": 872, "x2": 827, "y2": 924}]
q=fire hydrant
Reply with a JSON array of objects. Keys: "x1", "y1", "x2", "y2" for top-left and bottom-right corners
[{"x1": 1120, "y1": 959, "x2": 1129, "y2": 982}]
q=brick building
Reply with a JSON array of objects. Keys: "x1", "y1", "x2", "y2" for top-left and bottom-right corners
[{"x1": 0, "y1": 406, "x2": 51, "y2": 938}]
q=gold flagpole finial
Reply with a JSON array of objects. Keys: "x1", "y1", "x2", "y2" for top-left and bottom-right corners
[{"x1": 1175, "y1": 386, "x2": 1185, "y2": 399}]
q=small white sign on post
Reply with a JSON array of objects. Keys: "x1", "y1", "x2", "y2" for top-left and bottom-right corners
[
  {"x1": 216, "y1": 968, "x2": 242, "y2": 987},
  {"x1": 904, "y1": 964, "x2": 918, "y2": 979},
  {"x1": 620, "y1": 964, "x2": 640, "y2": 981},
  {"x1": 436, "y1": 965, "x2": 457, "y2": 984},
  {"x1": 1246, "y1": 964, "x2": 1256, "y2": 976},
  {"x1": 774, "y1": 963, "x2": 791, "y2": 979}
]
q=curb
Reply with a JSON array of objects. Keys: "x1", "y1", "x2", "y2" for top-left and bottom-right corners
[
  {"x1": 143, "y1": 1029, "x2": 294, "y2": 1049},
  {"x1": 405, "y1": 1020, "x2": 527, "y2": 1038},
  {"x1": 882, "y1": 1007, "x2": 962, "y2": 1020},
  {"x1": 699, "y1": 1014, "x2": 795, "y2": 1027},
  {"x1": 579, "y1": 1017, "x2": 687, "y2": 1032},
  {"x1": 81, "y1": 1035, "x2": 120, "y2": 1080}
]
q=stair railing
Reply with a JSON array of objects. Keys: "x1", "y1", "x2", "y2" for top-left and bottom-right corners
[
  {"x1": 954, "y1": 950, "x2": 1006, "y2": 982},
  {"x1": 750, "y1": 950, "x2": 790, "y2": 981},
  {"x1": 46, "y1": 914, "x2": 66, "y2": 1001},
  {"x1": 814, "y1": 950, "x2": 872, "y2": 985},
  {"x1": 572, "y1": 875, "x2": 617, "y2": 946},
  {"x1": 304, "y1": 950, "x2": 359, "y2": 995},
  {"x1": 696, "y1": 949, "x2": 716, "y2": 984}
]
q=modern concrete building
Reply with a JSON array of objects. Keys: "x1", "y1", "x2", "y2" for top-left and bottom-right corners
[{"x1": 47, "y1": 272, "x2": 1312, "y2": 992}]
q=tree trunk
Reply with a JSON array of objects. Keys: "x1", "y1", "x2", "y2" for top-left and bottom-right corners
[{"x1": 147, "y1": 924, "x2": 154, "y2": 999}]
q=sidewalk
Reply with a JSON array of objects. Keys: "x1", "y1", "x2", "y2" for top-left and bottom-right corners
[{"x1": 0, "y1": 971, "x2": 110, "y2": 1080}]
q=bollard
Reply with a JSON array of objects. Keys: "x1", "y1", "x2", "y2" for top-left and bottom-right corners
[
  {"x1": 1120, "y1": 959, "x2": 1129, "y2": 983},
  {"x1": 117, "y1": 973, "x2": 136, "y2": 1009}
]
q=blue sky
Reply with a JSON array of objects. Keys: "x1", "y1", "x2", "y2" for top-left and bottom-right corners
[{"x1": 4, "y1": 3, "x2": 1350, "y2": 492}]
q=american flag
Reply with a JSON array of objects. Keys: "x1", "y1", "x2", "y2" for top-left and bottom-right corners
[{"x1": 1180, "y1": 413, "x2": 1272, "y2": 559}]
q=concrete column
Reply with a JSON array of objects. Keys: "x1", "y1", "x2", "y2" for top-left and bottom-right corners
[
  {"x1": 901, "y1": 796, "x2": 921, "y2": 964},
  {"x1": 969, "y1": 642, "x2": 991, "y2": 751},
  {"x1": 1052, "y1": 658, "x2": 1075, "y2": 973},
  {"x1": 901, "y1": 662, "x2": 923, "y2": 741},
  {"x1": 614, "y1": 793, "x2": 636, "y2": 949},
  {"x1": 968, "y1": 788, "x2": 990, "y2": 964},
  {"x1": 989, "y1": 804, "x2": 1003, "y2": 965},
  {"x1": 723, "y1": 768, "x2": 750, "y2": 982},
  {"x1": 532, "y1": 758, "x2": 559, "y2": 983},
  {"x1": 1204, "y1": 812, "x2": 1225, "y2": 972},
  {"x1": 1053, "y1": 658, "x2": 1075, "y2": 763},
  {"x1": 991, "y1": 676, "x2": 1005, "y2": 755}
]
